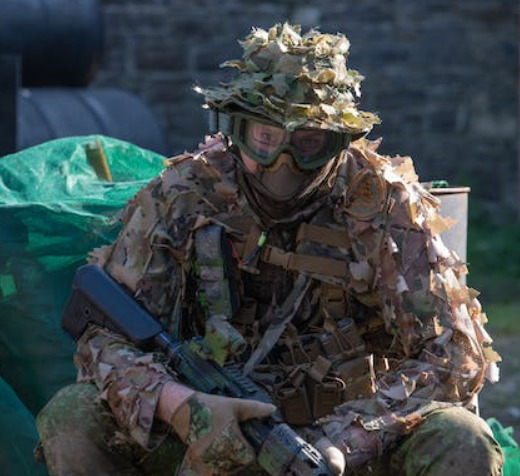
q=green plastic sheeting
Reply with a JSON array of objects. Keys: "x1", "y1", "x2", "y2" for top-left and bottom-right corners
[
  {"x1": 487, "y1": 418, "x2": 520, "y2": 476},
  {"x1": 0, "y1": 135, "x2": 166, "y2": 475},
  {"x1": 0, "y1": 374, "x2": 49, "y2": 476}
]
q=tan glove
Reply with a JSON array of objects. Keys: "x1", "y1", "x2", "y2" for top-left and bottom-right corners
[
  {"x1": 170, "y1": 391, "x2": 276, "y2": 475},
  {"x1": 315, "y1": 436, "x2": 347, "y2": 476},
  {"x1": 315, "y1": 422, "x2": 385, "y2": 475}
]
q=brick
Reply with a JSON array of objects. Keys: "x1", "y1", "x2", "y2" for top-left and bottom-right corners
[
  {"x1": 135, "y1": 36, "x2": 188, "y2": 71},
  {"x1": 94, "y1": 0, "x2": 518, "y2": 220}
]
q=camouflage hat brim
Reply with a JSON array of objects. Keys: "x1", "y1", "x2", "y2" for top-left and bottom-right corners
[{"x1": 195, "y1": 23, "x2": 380, "y2": 135}]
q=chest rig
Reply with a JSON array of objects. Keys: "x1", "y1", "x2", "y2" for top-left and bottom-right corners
[{"x1": 192, "y1": 218, "x2": 385, "y2": 426}]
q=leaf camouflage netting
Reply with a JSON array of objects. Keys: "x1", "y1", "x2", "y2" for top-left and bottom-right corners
[
  {"x1": 0, "y1": 135, "x2": 166, "y2": 476},
  {"x1": 196, "y1": 23, "x2": 380, "y2": 134}
]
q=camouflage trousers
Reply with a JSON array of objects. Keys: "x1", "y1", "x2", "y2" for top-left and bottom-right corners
[{"x1": 36, "y1": 383, "x2": 503, "y2": 476}]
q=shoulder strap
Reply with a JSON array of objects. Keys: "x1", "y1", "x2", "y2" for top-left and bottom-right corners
[
  {"x1": 259, "y1": 222, "x2": 351, "y2": 279},
  {"x1": 194, "y1": 224, "x2": 239, "y2": 318},
  {"x1": 260, "y1": 245, "x2": 348, "y2": 279},
  {"x1": 296, "y1": 223, "x2": 351, "y2": 249}
]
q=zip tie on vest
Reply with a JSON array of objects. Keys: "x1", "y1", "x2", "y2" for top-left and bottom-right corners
[
  {"x1": 229, "y1": 230, "x2": 268, "y2": 275},
  {"x1": 243, "y1": 230, "x2": 268, "y2": 265},
  {"x1": 230, "y1": 230, "x2": 268, "y2": 266}
]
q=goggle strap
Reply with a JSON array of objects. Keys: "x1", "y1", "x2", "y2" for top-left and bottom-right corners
[{"x1": 209, "y1": 110, "x2": 233, "y2": 136}]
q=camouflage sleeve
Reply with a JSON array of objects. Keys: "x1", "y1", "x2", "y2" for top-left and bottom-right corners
[
  {"x1": 75, "y1": 326, "x2": 174, "y2": 450},
  {"x1": 321, "y1": 148, "x2": 500, "y2": 468},
  {"x1": 79, "y1": 139, "x2": 236, "y2": 450},
  {"x1": 77, "y1": 165, "x2": 200, "y2": 449},
  {"x1": 89, "y1": 169, "x2": 191, "y2": 320}
]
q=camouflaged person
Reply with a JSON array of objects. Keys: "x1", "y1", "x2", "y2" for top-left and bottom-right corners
[{"x1": 36, "y1": 23, "x2": 504, "y2": 476}]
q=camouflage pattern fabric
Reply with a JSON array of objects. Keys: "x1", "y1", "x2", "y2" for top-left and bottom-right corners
[
  {"x1": 36, "y1": 384, "x2": 502, "y2": 476},
  {"x1": 74, "y1": 327, "x2": 174, "y2": 450},
  {"x1": 349, "y1": 407, "x2": 503, "y2": 476},
  {"x1": 196, "y1": 23, "x2": 380, "y2": 136},
  {"x1": 183, "y1": 397, "x2": 213, "y2": 444},
  {"x1": 42, "y1": 134, "x2": 501, "y2": 473},
  {"x1": 36, "y1": 383, "x2": 184, "y2": 476}
]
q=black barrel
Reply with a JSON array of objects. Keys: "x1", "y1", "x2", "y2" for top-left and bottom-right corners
[
  {"x1": 18, "y1": 88, "x2": 169, "y2": 155},
  {"x1": 0, "y1": 0, "x2": 103, "y2": 87}
]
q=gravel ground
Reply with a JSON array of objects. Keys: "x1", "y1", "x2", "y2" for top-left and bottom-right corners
[{"x1": 479, "y1": 335, "x2": 520, "y2": 441}]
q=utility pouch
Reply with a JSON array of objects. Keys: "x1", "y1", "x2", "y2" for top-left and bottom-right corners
[
  {"x1": 336, "y1": 354, "x2": 376, "y2": 400},
  {"x1": 305, "y1": 356, "x2": 344, "y2": 419},
  {"x1": 320, "y1": 317, "x2": 366, "y2": 360},
  {"x1": 278, "y1": 385, "x2": 313, "y2": 426},
  {"x1": 320, "y1": 284, "x2": 346, "y2": 319},
  {"x1": 306, "y1": 377, "x2": 345, "y2": 419},
  {"x1": 280, "y1": 335, "x2": 321, "y2": 366},
  {"x1": 200, "y1": 314, "x2": 246, "y2": 366},
  {"x1": 232, "y1": 297, "x2": 257, "y2": 327}
]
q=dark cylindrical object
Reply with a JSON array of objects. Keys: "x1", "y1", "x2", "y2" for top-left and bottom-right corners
[
  {"x1": 18, "y1": 88, "x2": 169, "y2": 155},
  {"x1": 0, "y1": 56, "x2": 20, "y2": 157},
  {"x1": 0, "y1": 0, "x2": 103, "y2": 87}
]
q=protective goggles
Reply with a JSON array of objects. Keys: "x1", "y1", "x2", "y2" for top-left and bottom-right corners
[{"x1": 228, "y1": 113, "x2": 351, "y2": 170}]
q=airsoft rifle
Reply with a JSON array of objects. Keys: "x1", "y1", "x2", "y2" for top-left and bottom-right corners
[{"x1": 62, "y1": 264, "x2": 335, "y2": 476}]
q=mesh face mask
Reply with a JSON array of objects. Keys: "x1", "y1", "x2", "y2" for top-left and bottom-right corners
[
  {"x1": 230, "y1": 113, "x2": 351, "y2": 171},
  {"x1": 234, "y1": 146, "x2": 341, "y2": 223}
]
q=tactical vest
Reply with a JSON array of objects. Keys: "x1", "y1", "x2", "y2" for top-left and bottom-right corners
[{"x1": 192, "y1": 215, "x2": 387, "y2": 426}]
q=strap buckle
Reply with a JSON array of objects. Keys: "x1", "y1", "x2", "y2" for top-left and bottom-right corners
[{"x1": 261, "y1": 246, "x2": 294, "y2": 270}]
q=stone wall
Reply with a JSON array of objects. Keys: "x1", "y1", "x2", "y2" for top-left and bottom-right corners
[{"x1": 93, "y1": 0, "x2": 519, "y2": 220}]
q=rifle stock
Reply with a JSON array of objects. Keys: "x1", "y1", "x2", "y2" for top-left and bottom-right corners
[{"x1": 62, "y1": 264, "x2": 335, "y2": 476}]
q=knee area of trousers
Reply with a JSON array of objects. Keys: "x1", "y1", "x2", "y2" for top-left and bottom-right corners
[
  {"x1": 422, "y1": 407, "x2": 495, "y2": 445},
  {"x1": 395, "y1": 407, "x2": 504, "y2": 476},
  {"x1": 36, "y1": 383, "x2": 102, "y2": 441},
  {"x1": 414, "y1": 407, "x2": 503, "y2": 469}
]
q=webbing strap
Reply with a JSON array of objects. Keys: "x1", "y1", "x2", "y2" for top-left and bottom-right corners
[
  {"x1": 261, "y1": 245, "x2": 348, "y2": 278},
  {"x1": 242, "y1": 274, "x2": 312, "y2": 376},
  {"x1": 296, "y1": 223, "x2": 351, "y2": 249},
  {"x1": 195, "y1": 225, "x2": 237, "y2": 318},
  {"x1": 320, "y1": 283, "x2": 346, "y2": 318}
]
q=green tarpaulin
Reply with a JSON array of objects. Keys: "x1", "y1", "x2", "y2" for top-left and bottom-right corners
[
  {"x1": 0, "y1": 135, "x2": 166, "y2": 475},
  {"x1": 488, "y1": 418, "x2": 520, "y2": 476}
]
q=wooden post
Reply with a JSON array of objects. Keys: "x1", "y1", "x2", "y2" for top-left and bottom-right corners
[{"x1": 85, "y1": 139, "x2": 113, "y2": 182}]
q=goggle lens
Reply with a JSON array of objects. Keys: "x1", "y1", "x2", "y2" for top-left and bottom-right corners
[
  {"x1": 245, "y1": 121, "x2": 288, "y2": 159},
  {"x1": 291, "y1": 129, "x2": 328, "y2": 158},
  {"x1": 232, "y1": 115, "x2": 349, "y2": 169}
]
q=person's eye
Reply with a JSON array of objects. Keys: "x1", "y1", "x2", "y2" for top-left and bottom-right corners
[
  {"x1": 302, "y1": 137, "x2": 317, "y2": 146},
  {"x1": 298, "y1": 135, "x2": 322, "y2": 148}
]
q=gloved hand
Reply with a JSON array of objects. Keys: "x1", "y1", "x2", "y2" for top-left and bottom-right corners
[
  {"x1": 169, "y1": 390, "x2": 276, "y2": 475},
  {"x1": 315, "y1": 436, "x2": 347, "y2": 476}
]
